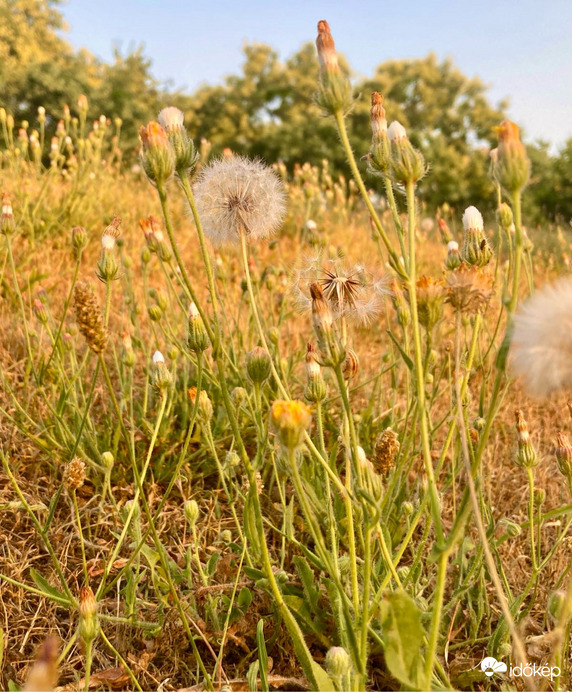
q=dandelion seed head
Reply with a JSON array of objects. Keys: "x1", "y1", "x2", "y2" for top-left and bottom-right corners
[
  {"x1": 511, "y1": 278, "x2": 572, "y2": 397},
  {"x1": 192, "y1": 156, "x2": 286, "y2": 246},
  {"x1": 291, "y1": 252, "x2": 390, "y2": 324}
]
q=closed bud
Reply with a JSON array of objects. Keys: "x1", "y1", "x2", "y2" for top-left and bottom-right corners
[
  {"x1": 496, "y1": 202, "x2": 513, "y2": 229},
  {"x1": 187, "y1": 302, "x2": 209, "y2": 353},
  {"x1": 325, "y1": 646, "x2": 351, "y2": 679},
  {"x1": 514, "y1": 409, "x2": 538, "y2": 468},
  {"x1": 188, "y1": 386, "x2": 213, "y2": 421},
  {"x1": 445, "y1": 240, "x2": 461, "y2": 270},
  {"x1": 1, "y1": 193, "x2": 15, "y2": 235},
  {"x1": 473, "y1": 417, "x2": 486, "y2": 432},
  {"x1": 232, "y1": 386, "x2": 247, "y2": 406},
  {"x1": 342, "y1": 348, "x2": 359, "y2": 380},
  {"x1": 246, "y1": 346, "x2": 272, "y2": 384},
  {"x1": 461, "y1": 206, "x2": 493, "y2": 267},
  {"x1": 414, "y1": 276, "x2": 445, "y2": 331},
  {"x1": 71, "y1": 226, "x2": 88, "y2": 253},
  {"x1": 158, "y1": 106, "x2": 198, "y2": 174},
  {"x1": 305, "y1": 343, "x2": 327, "y2": 403},
  {"x1": 555, "y1": 432, "x2": 572, "y2": 485},
  {"x1": 547, "y1": 590, "x2": 567, "y2": 625},
  {"x1": 494, "y1": 120, "x2": 530, "y2": 192},
  {"x1": 184, "y1": 499, "x2": 200, "y2": 528},
  {"x1": 315, "y1": 20, "x2": 353, "y2": 114},
  {"x1": 101, "y1": 451, "x2": 114, "y2": 470},
  {"x1": 387, "y1": 121, "x2": 426, "y2": 184},
  {"x1": 390, "y1": 280, "x2": 411, "y2": 328},
  {"x1": 78, "y1": 586, "x2": 99, "y2": 644},
  {"x1": 500, "y1": 518, "x2": 522, "y2": 538},
  {"x1": 152, "y1": 350, "x2": 172, "y2": 390},
  {"x1": 121, "y1": 333, "x2": 136, "y2": 367},
  {"x1": 534, "y1": 488, "x2": 546, "y2": 505},
  {"x1": 367, "y1": 92, "x2": 391, "y2": 175},
  {"x1": 139, "y1": 121, "x2": 175, "y2": 186},
  {"x1": 148, "y1": 304, "x2": 163, "y2": 322}
]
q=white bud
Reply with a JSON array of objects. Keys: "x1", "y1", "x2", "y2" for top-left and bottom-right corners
[
  {"x1": 387, "y1": 121, "x2": 407, "y2": 142},
  {"x1": 158, "y1": 106, "x2": 184, "y2": 131},
  {"x1": 447, "y1": 240, "x2": 459, "y2": 252},
  {"x1": 152, "y1": 350, "x2": 165, "y2": 364},
  {"x1": 101, "y1": 234, "x2": 115, "y2": 250},
  {"x1": 462, "y1": 206, "x2": 484, "y2": 232}
]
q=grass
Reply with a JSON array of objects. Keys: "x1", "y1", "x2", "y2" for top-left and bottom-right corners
[{"x1": 1, "y1": 37, "x2": 572, "y2": 692}]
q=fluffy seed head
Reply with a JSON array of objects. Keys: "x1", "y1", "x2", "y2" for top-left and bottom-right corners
[
  {"x1": 510, "y1": 278, "x2": 572, "y2": 397},
  {"x1": 193, "y1": 156, "x2": 286, "y2": 246}
]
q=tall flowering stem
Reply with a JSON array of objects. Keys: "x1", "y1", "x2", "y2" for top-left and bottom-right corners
[{"x1": 334, "y1": 111, "x2": 405, "y2": 279}]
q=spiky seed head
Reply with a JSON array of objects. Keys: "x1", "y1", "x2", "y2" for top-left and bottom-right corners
[{"x1": 73, "y1": 282, "x2": 108, "y2": 354}]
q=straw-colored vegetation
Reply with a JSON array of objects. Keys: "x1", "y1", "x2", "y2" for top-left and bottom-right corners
[{"x1": 1, "y1": 12, "x2": 572, "y2": 692}]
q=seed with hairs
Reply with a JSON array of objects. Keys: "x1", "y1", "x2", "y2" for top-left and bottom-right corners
[{"x1": 73, "y1": 282, "x2": 108, "y2": 354}]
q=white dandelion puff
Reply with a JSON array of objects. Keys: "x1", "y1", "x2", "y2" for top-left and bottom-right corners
[
  {"x1": 192, "y1": 156, "x2": 286, "y2": 246},
  {"x1": 510, "y1": 278, "x2": 572, "y2": 397},
  {"x1": 291, "y1": 251, "x2": 390, "y2": 325}
]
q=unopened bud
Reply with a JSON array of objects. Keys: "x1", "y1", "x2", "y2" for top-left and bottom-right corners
[
  {"x1": 184, "y1": 499, "x2": 200, "y2": 528},
  {"x1": 325, "y1": 646, "x2": 351, "y2": 679},
  {"x1": 315, "y1": 20, "x2": 353, "y2": 114},
  {"x1": 152, "y1": 350, "x2": 172, "y2": 390},
  {"x1": 78, "y1": 585, "x2": 99, "y2": 644},
  {"x1": 158, "y1": 106, "x2": 198, "y2": 174},
  {"x1": 445, "y1": 240, "x2": 461, "y2": 270},
  {"x1": 514, "y1": 409, "x2": 538, "y2": 468},
  {"x1": 461, "y1": 206, "x2": 492, "y2": 267},
  {"x1": 139, "y1": 121, "x2": 175, "y2": 186},
  {"x1": 246, "y1": 346, "x2": 272, "y2": 384},
  {"x1": 187, "y1": 302, "x2": 209, "y2": 353}
]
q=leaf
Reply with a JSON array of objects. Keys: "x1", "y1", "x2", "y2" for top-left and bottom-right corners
[
  {"x1": 205, "y1": 552, "x2": 219, "y2": 578},
  {"x1": 30, "y1": 568, "x2": 69, "y2": 605},
  {"x1": 237, "y1": 586, "x2": 252, "y2": 610},
  {"x1": 380, "y1": 591, "x2": 425, "y2": 688},
  {"x1": 386, "y1": 330, "x2": 414, "y2": 371},
  {"x1": 256, "y1": 620, "x2": 270, "y2": 692},
  {"x1": 293, "y1": 556, "x2": 320, "y2": 612},
  {"x1": 247, "y1": 660, "x2": 259, "y2": 692}
]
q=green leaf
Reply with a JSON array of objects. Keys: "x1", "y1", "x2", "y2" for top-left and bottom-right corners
[
  {"x1": 206, "y1": 552, "x2": 219, "y2": 578},
  {"x1": 293, "y1": 555, "x2": 320, "y2": 611},
  {"x1": 247, "y1": 660, "x2": 259, "y2": 692},
  {"x1": 386, "y1": 330, "x2": 414, "y2": 371},
  {"x1": 237, "y1": 586, "x2": 252, "y2": 610},
  {"x1": 380, "y1": 591, "x2": 425, "y2": 689},
  {"x1": 256, "y1": 620, "x2": 270, "y2": 692},
  {"x1": 29, "y1": 569, "x2": 69, "y2": 606}
]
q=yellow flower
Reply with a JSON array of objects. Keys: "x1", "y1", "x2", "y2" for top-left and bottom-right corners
[{"x1": 270, "y1": 400, "x2": 312, "y2": 450}]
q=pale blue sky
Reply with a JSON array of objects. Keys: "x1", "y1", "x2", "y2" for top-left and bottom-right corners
[{"x1": 60, "y1": 0, "x2": 572, "y2": 148}]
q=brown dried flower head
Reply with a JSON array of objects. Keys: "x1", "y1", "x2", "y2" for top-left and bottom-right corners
[
  {"x1": 73, "y1": 282, "x2": 108, "y2": 353},
  {"x1": 445, "y1": 264, "x2": 494, "y2": 315},
  {"x1": 64, "y1": 456, "x2": 86, "y2": 490},
  {"x1": 374, "y1": 428, "x2": 400, "y2": 474}
]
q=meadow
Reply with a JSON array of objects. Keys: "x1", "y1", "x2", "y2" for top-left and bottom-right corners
[{"x1": 1, "y1": 19, "x2": 572, "y2": 692}]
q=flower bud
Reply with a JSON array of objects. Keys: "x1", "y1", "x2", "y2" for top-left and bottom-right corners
[
  {"x1": 232, "y1": 386, "x2": 247, "y2": 406},
  {"x1": 342, "y1": 348, "x2": 359, "y2": 380},
  {"x1": 246, "y1": 346, "x2": 272, "y2": 384},
  {"x1": 184, "y1": 499, "x2": 200, "y2": 528},
  {"x1": 461, "y1": 206, "x2": 492, "y2": 268},
  {"x1": 445, "y1": 240, "x2": 461, "y2": 270},
  {"x1": 387, "y1": 121, "x2": 426, "y2": 184},
  {"x1": 188, "y1": 386, "x2": 213, "y2": 421},
  {"x1": 325, "y1": 646, "x2": 351, "y2": 679},
  {"x1": 499, "y1": 519, "x2": 522, "y2": 538},
  {"x1": 304, "y1": 343, "x2": 327, "y2": 403},
  {"x1": 494, "y1": 120, "x2": 530, "y2": 192},
  {"x1": 78, "y1": 586, "x2": 99, "y2": 644},
  {"x1": 555, "y1": 432, "x2": 572, "y2": 485},
  {"x1": 414, "y1": 276, "x2": 445, "y2": 331},
  {"x1": 71, "y1": 225, "x2": 88, "y2": 254},
  {"x1": 547, "y1": 590, "x2": 567, "y2": 625},
  {"x1": 514, "y1": 409, "x2": 538, "y2": 468},
  {"x1": 152, "y1": 350, "x2": 172, "y2": 390},
  {"x1": 270, "y1": 400, "x2": 311, "y2": 451},
  {"x1": 315, "y1": 20, "x2": 353, "y2": 114},
  {"x1": 187, "y1": 302, "x2": 209, "y2": 353},
  {"x1": 496, "y1": 202, "x2": 513, "y2": 230},
  {"x1": 367, "y1": 92, "x2": 391, "y2": 175},
  {"x1": 1, "y1": 193, "x2": 15, "y2": 235},
  {"x1": 158, "y1": 106, "x2": 198, "y2": 174},
  {"x1": 101, "y1": 451, "x2": 114, "y2": 470},
  {"x1": 139, "y1": 121, "x2": 175, "y2": 186},
  {"x1": 390, "y1": 280, "x2": 411, "y2": 328}
]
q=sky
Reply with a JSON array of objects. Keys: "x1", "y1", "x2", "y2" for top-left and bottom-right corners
[{"x1": 60, "y1": 0, "x2": 572, "y2": 149}]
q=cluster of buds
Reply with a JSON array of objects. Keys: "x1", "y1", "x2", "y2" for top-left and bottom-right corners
[
  {"x1": 152, "y1": 350, "x2": 172, "y2": 390},
  {"x1": 270, "y1": 399, "x2": 312, "y2": 451},
  {"x1": 365, "y1": 92, "x2": 390, "y2": 175},
  {"x1": 158, "y1": 107, "x2": 198, "y2": 174},
  {"x1": 514, "y1": 410, "x2": 538, "y2": 468},
  {"x1": 310, "y1": 282, "x2": 344, "y2": 366},
  {"x1": 491, "y1": 120, "x2": 530, "y2": 193},
  {"x1": 187, "y1": 302, "x2": 209, "y2": 353},
  {"x1": 246, "y1": 346, "x2": 272, "y2": 385},
  {"x1": 387, "y1": 121, "x2": 427, "y2": 185},
  {"x1": 304, "y1": 343, "x2": 327, "y2": 403},
  {"x1": 315, "y1": 20, "x2": 353, "y2": 115},
  {"x1": 461, "y1": 206, "x2": 493, "y2": 267},
  {"x1": 96, "y1": 216, "x2": 121, "y2": 282},
  {"x1": 139, "y1": 215, "x2": 172, "y2": 262}
]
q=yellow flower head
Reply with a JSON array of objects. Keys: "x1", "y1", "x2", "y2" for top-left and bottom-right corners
[{"x1": 270, "y1": 400, "x2": 312, "y2": 450}]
